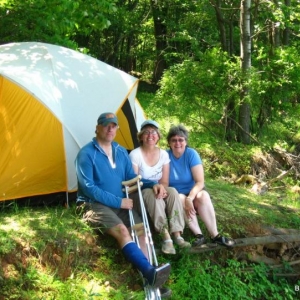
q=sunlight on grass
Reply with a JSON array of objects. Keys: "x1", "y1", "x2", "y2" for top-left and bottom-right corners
[
  {"x1": 1, "y1": 215, "x2": 48, "y2": 236},
  {"x1": 247, "y1": 207, "x2": 260, "y2": 215},
  {"x1": 0, "y1": 178, "x2": 299, "y2": 299},
  {"x1": 0, "y1": 218, "x2": 23, "y2": 231}
]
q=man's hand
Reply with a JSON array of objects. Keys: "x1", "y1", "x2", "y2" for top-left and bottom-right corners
[
  {"x1": 121, "y1": 198, "x2": 133, "y2": 210},
  {"x1": 185, "y1": 197, "x2": 196, "y2": 219},
  {"x1": 153, "y1": 184, "x2": 168, "y2": 199}
]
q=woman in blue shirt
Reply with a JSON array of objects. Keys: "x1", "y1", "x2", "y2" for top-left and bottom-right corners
[{"x1": 167, "y1": 125, "x2": 235, "y2": 247}]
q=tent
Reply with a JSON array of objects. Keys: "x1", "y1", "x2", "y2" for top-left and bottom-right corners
[{"x1": 0, "y1": 42, "x2": 145, "y2": 202}]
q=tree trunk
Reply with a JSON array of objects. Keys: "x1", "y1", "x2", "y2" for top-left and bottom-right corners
[
  {"x1": 282, "y1": 0, "x2": 291, "y2": 46},
  {"x1": 272, "y1": 0, "x2": 281, "y2": 48},
  {"x1": 189, "y1": 234, "x2": 300, "y2": 253},
  {"x1": 211, "y1": 0, "x2": 228, "y2": 52},
  {"x1": 150, "y1": 0, "x2": 168, "y2": 83},
  {"x1": 238, "y1": 0, "x2": 251, "y2": 144},
  {"x1": 224, "y1": 98, "x2": 237, "y2": 141}
]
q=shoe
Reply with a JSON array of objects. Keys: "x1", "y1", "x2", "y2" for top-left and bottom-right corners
[
  {"x1": 162, "y1": 239, "x2": 176, "y2": 254},
  {"x1": 211, "y1": 233, "x2": 235, "y2": 247},
  {"x1": 174, "y1": 236, "x2": 191, "y2": 248},
  {"x1": 159, "y1": 286, "x2": 172, "y2": 298},
  {"x1": 145, "y1": 263, "x2": 171, "y2": 288},
  {"x1": 192, "y1": 234, "x2": 206, "y2": 247}
]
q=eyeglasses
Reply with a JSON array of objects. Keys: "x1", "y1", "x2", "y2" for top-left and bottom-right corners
[
  {"x1": 144, "y1": 130, "x2": 158, "y2": 135},
  {"x1": 170, "y1": 138, "x2": 185, "y2": 143}
]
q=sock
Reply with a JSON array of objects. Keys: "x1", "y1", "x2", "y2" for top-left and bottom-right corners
[{"x1": 122, "y1": 241, "x2": 153, "y2": 276}]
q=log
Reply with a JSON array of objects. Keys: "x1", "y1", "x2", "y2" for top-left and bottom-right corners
[
  {"x1": 189, "y1": 234, "x2": 300, "y2": 254},
  {"x1": 250, "y1": 167, "x2": 295, "y2": 195},
  {"x1": 244, "y1": 253, "x2": 279, "y2": 265},
  {"x1": 267, "y1": 167, "x2": 294, "y2": 185},
  {"x1": 271, "y1": 259, "x2": 300, "y2": 268},
  {"x1": 262, "y1": 226, "x2": 300, "y2": 235}
]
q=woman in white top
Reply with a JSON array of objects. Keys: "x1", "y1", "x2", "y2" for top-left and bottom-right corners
[{"x1": 129, "y1": 120, "x2": 190, "y2": 254}]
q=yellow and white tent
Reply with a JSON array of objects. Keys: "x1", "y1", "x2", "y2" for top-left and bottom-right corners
[{"x1": 0, "y1": 42, "x2": 145, "y2": 201}]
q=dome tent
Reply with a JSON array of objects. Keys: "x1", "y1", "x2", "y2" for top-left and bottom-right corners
[{"x1": 0, "y1": 42, "x2": 145, "y2": 202}]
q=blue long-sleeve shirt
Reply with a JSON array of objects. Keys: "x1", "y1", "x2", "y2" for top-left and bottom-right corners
[{"x1": 76, "y1": 138, "x2": 157, "y2": 208}]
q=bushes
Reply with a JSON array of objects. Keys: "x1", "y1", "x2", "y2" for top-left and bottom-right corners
[{"x1": 169, "y1": 256, "x2": 298, "y2": 300}]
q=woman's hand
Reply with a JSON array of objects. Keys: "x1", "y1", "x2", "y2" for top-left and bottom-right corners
[
  {"x1": 185, "y1": 197, "x2": 196, "y2": 219},
  {"x1": 153, "y1": 184, "x2": 168, "y2": 199}
]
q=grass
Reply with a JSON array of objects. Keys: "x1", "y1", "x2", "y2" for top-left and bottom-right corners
[
  {"x1": 0, "y1": 180, "x2": 299, "y2": 300},
  {"x1": 0, "y1": 202, "x2": 143, "y2": 300}
]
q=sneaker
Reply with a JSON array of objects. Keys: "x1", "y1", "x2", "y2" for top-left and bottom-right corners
[
  {"x1": 145, "y1": 263, "x2": 171, "y2": 288},
  {"x1": 162, "y1": 239, "x2": 176, "y2": 254},
  {"x1": 159, "y1": 286, "x2": 172, "y2": 298},
  {"x1": 192, "y1": 234, "x2": 206, "y2": 247},
  {"x1": 174, "y1": 236, "x2": 191, "y2": 248}
]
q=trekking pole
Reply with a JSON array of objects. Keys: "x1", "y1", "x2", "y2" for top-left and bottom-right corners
[{"x1": 122, "y1": 175, "x2": 162, "y2": 300}]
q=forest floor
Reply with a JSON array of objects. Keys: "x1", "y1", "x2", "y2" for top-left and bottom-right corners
[{"x1": 0, "y1": 176, "x2": 299, "y2": 299}]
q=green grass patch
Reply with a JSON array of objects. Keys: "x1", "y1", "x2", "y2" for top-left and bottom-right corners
[{"x1": 0, "y1": 179, "x2": 299, "y2": 299}]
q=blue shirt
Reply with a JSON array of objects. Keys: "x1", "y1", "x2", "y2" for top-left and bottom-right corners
[
  {"x1": 76, "y1": 138, "x2": 156, "y2": 208},
  {"x1": 167, "y1": 147, "x2": 202, "y2": 195}
]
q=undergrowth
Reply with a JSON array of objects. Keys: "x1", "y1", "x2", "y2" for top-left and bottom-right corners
[
  {"x1": 169, "y1": 255, "x2": 297, "y2": 300},
  {"x1": 0, "y1": 178, "x2": 299, "y2": 299}
]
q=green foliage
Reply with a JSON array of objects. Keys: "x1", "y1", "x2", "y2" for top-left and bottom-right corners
[
  {"x1": 152, "y1": 41, "x2": 300, "y2": 146},
  {"x1": 152, "y1": 49, "x2": 241, "y2": 142},
  {"x1": 0, "y1": 231, "x2": 16, "y2": 255},
  {"x1": 169, "y1": 255, "x2": 298, "y2": 300},
  {"x1": 1, "y1": 0, "x2": 300, "y2": 148},
  {"x1": 0, "y1": 0, "x2": 116, "y2": 47},
  {"x1": 250, "y1": 46, "x2": 300, "y2": 137}
]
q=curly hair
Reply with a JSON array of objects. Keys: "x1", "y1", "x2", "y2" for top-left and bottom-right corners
[{"x1": 166, "y1": 124, "x2": 189, "y2": 143}]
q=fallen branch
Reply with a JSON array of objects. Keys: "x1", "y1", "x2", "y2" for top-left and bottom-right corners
[
  {"x1": 231, "y1": 260, "x2": 300, "y2": 273},
  {"x1": 270, "y1": 259, "x2": 300, "y2": 269},
  {"x1": 272, "y1": 273, "x2": 300, "y2": 277},
  {"x1": 267, "y1": 167, "x2": 294, "y2": 185},
  {"x1": 262, "y1": 227, "x2": 300, "y2": 236},
  {"x1": 189, "y1": 234, "x2": 300, "y2": 254},
  {"x1": 250, "y1": 167, "x2": 294, "y2": 194},
  {"x1": 242, "y1": 252, "x2": 279, "y2": 265}
]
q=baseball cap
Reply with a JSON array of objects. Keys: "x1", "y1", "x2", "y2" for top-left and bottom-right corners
[
  {"x1": 140, "y1": 120, "x2": 159, "y2": 130},
  {"x1": 97, "y1": 112, "x2": 118, "y2": 126}
]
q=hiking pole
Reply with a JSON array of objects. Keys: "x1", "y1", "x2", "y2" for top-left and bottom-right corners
[{"x1": 122, "y1": 175, "x2": 162, "y2": 300}]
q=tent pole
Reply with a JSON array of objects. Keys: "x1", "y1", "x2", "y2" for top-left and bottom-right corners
[{"x1": 66, "y1": 192, "x2": 69, "y2": 208}]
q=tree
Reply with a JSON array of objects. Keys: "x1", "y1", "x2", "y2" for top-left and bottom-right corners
[
  {"x1": 150, "y1": 0, "x2": 168, "y2": 83},
  {"x1": 238, "y1": 0, "x2": 251, "y2": 144},
  {"x1": 2, "y1": 0, "x2": 300, "y2": 147},
  {"x1": 0, "y1": 0, "x2": 116, "y2": 49}
]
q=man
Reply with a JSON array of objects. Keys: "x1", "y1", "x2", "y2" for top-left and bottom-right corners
[{"x1": 75, "y1": 112, "x2": 171, "y2": 291}]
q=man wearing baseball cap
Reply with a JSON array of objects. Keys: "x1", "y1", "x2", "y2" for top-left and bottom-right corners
[
  {"x1": 75, "y1": 112, "x2": 171, "y2": 292},
  {"x1": 97, "y1": 112, "x2": 119, "y2": 126}
]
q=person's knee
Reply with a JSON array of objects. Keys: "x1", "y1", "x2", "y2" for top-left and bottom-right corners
[
  {"x1": 196, "y1": 191, "x2": 212, "y2": 205},
  {"x1": 142, "y1": 189, "x2": 156, "y2": 202},
  {"x1": 166, "y1": 187, "x2": 178, "y2": 196},
  {"x1": 108, "y1": 223, "x2": 131, "y2": 240}
]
